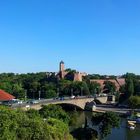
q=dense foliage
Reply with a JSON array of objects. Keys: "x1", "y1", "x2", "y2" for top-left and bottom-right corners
[
  {"x1": 1, "y1": 72, "x2": 140, "y2": 104},
  {"x1": 119, "y1": 73, "x2": 140, "y2": 103},
  {"x1": 92, "y1": 112, "x2": 120, "y2": 139},
  {"x1": 39, "y1": 105, "x2": 70, "y2": 124},
  {"x1": 0, "y1": 106, "x2": 73, "y2": 140},
  {"x1": 0, "y1": 73, "x2": 92, "y2": 99},
  {"x1": 103, "y1": 81, "x2": 116, "y2": 93},
  {"x1": 128, "y1": 96, "x2": 140, "y2": 109}
]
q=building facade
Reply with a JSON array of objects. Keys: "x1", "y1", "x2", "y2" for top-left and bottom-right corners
[{"x1": 58, "y1": 61, "x2": 86, "y2": 81}]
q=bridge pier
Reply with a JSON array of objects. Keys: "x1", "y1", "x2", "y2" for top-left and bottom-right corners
[{"x1": 85, "y1": 101, "x2": 96, "y2": 111}]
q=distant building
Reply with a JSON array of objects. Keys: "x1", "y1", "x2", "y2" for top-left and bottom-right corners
[
  {"x1": 58, "y1": 61, "x2": 87, "y2": 81},
  {"x1": 90, "y1": 78, "x2": 125, "y2": 92},
  {"x1": 0, "y1": 89, "x2": 15, "y2": 101}
]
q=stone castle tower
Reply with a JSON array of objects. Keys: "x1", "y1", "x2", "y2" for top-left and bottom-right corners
[
  {"x1": 58, "y1": 61, "x2": 87, "y2": 81},
  {"x1": 60, "y1": 61, "x2": 65, "y2": 72},
  {"x1": 59, "y1": 61, "x2": 65, "y2": 79}
]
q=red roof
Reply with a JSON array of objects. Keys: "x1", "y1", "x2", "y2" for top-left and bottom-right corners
[
  {"x1": 0, "y1": 89, "x2": 15, "y2": 101},
  {"x1": 116, "y1": 78, "x2": 125, "y2": 86},
  {"x1": 90, "y1": 79, "x2": 122, "y2": 91}
]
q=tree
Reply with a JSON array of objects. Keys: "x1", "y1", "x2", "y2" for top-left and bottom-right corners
[
  {"x1": 92, "y1": 112, "x2": 120, "y2": 139},
  {"x1": 119, "y1": 85, "x2": 126, "y2": 93},
  {"x1": 103, "y1": 81, "x2": 116, "y2": 94},
  {"x1": 125, "y1": 78, "x2": 134, "y2": 98},
  {"x1": 39, "y1": 105, "x2": 70, "y2": 124},
  {"x1": 70, "y1": 81, "x2": 90, "y2": 96},
  {"x1": 58, "y1": 80, "x2": 72, "y2": 96},
  {"x1": 89, "y1": 82, "x2": 101, "y2": 95},
  {"x1": 44, "y1": 89, "x2": 57, "y2": 99},
  {"x1": 0, "y1": 82, "x2": 13, "y2": 94},
  {"x1": 128, "y1": 96, "x2": 140, "y2": 109},
  {"x1": 0, "y1": 106, "x2": 73, "y2": 140},
  {"x1": 134, "y1": 80, "x2": 140, "y2": 96},
  {"x1": 12, "y1": 83, "x2": 25, "y2": 99}
]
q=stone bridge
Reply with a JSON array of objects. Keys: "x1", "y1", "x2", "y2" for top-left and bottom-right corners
[
  {"x1": 23, "y1": 98, "x2": 94, "y2": 110},
  {"x1": 22, "y1": 97, "x2": 108, "y2": 111}
]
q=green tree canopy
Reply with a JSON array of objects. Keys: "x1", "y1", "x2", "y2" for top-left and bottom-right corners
[
  {"x1": 103, "y1": 81, "x2": 116, "y2": 94},
  {"x1": 89, "y1": 81, "x2": 101, "y2": 95},
  {"x1": 39, "y1": 104, "x2": 70, "y2": 124},
  {"x1": 128, "y1": 96, "x2": 140, "y2": 109},
  {"x1": 0, "y1": 106, "x2": 73, "y2": 140},
  {"x1": 92, "y1": 112, "x2": 120, "y2": 139}
]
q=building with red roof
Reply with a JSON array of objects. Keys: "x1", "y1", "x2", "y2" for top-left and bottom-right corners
[
  {"x1": 90, "y1": 78, "x2": 125, "y2": 92},
  {"x1": 0, "y1": 89, "x2": 15, "y2": 101}
]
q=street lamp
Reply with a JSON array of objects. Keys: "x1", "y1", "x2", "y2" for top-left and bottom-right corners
[
  {"x1": 25, "y1": 90, "x2": 27, "y2": 101},
  {"x1": 81, "y1": 87, "x2": 83, "y2": 96},
  {"x1": 57, "y1": 88, "x2": 59, "y2": 97},
  {"x1": 71, "y1": 88, "x2": 73, "y2": 96},
  {"x1": 39, "y1": 90, "x2": 41, "y2": 100}
]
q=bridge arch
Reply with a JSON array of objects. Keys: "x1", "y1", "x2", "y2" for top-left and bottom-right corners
[{"x1": 55, "y1": 103, "x2": 84, "y2": 110}]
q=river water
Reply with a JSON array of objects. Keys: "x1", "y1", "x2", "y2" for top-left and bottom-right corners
[{"x1": 69, "y1": 111, "x2": 140, "y2": 140}]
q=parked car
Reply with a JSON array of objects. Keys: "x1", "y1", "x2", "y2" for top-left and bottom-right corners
[
  {"x1": 70, "y1": 95, "x2": 75, "y2": 99},
  {"x1": 27, "y1": 100, "x2": 39, "y2": 104},
  {"x1": 12, "y1": 99, "x2": 23, "y2": 104},
  {"x1": 53, "y1": 97, "x2": 59, "y2": 100},
  {"x1": 59, "y1": 96, "x2": 65, "y2": 100},
  {"x1": 2, "y1": 99, "x2": 23, "y2": 106}
]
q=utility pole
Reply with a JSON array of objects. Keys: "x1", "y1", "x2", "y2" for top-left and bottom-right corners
[
  {"x1": 25, "y1": 90, "x2": 27, "y2": 101},
  {"x1": 57, "y1": 88, "x2": 59, "y2": 97},
  {"x1": 71, "y1": 88, "x2": 73, "y2": 96},
  {"x1": 39, "y1": 90, "x2": 41, "y2": 100}
]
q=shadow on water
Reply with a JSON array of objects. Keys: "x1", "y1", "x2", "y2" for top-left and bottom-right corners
[
  {"x1": 71, "y1": 127, "x2": 98, "y2": 140},
  {"x1": 69, "y1": 111, "x2": 98, "y2": 140},
  {"x1": 67, "y1": 110, "x2": 140, "y2": 140}
]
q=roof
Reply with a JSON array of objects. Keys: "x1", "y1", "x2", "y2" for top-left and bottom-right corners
[
  {"x1": 0, "y1": 89, "x2": 15, "y2": 101},
  {"x1": 90, "y1": 79, "x2": 124, "y2": 91},
  {"x1": 60, "y1": 60, "x2": 64, "y2": 64},
  {"x1": 116, "y1": 78, "x2": 125, "y2": 86}
]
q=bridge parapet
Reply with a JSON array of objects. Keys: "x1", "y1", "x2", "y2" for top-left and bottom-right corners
[{"x1": 22, "y1": 98, "x2": 95, "y2": 111}]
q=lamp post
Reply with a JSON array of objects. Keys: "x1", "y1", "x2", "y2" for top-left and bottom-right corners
[
  {"x1": 39, "y1": 90, "x2": 41, "y2": 100},
  {"x1": 57, "y1": 88, "x2": 59, "y2": 97},
  {"x1": 25, "y1": 90, "x2": 27, "y2": 101},
  {"x1": 71, "y1": 88, "x2": 73, "y2": 96}
]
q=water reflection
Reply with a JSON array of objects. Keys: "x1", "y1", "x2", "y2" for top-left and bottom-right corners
[{"x1": 69, "y1": 111, "x2": 140, "y2": 140}]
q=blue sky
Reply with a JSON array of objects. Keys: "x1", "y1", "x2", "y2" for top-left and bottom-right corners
[{"x1": 0, "y1": 0, "x2": 140, "y2": 75}]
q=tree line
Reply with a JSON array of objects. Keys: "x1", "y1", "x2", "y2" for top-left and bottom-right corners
[
  {"x1": 119, "y1": 73, "x2": 140, "y2": 107},
  {"x1": 0, "y1": 72, "x2": 115, "y2": 100},
  {"x1": 0, "y1": 72, "x2": 140, "y2": 105},
  {"x1": 0, "y1": 105, "x2": 73, "y2": 140}
]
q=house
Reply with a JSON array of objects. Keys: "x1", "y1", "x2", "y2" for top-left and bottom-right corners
[
  {"x1": 90, "y1": 78, "x2": 125, "y2": 92},
  {"x1": 0, "y1": 89, "x2": 15, "y2": 102}
]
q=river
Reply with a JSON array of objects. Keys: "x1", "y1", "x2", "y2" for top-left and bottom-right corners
[{"x1": 69, "y1": 111, "x2": 140, "y2": 140}]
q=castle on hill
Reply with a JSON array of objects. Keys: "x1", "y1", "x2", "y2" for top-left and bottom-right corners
[{"x1": 58, "y1": 61, "x2": 87, "y2": 81}]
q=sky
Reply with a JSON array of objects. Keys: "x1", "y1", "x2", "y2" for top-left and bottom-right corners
[{"x1": 0, "y1": 0, "x2": 140, "y2": 75}]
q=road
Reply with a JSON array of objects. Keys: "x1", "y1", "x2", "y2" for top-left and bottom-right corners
[
  {"x1": 10, "y1": 97, "x2": 133, "y2": 115},
  {"x1": 95, "y1": 104, "x2": 131, "y2": 114},
  {"x1": 10, "y1": 96, "x2": 90, "y2": 108}
]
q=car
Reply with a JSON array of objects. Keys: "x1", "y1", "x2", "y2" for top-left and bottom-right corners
[
  {"x1": 59, "y1": 96, "x2": 65, "y2": 100},
  {"x1": 53, "y1": 97, "x2": 59, "y2": 100},
  {"x1": 27, "y1": 100, "x2": 39, "y2": 104},
  {"x1": 2, "y1": 99, "x2": 23, "y2": 106},
  {"x1": 70, "y1": 95, "x2": 75, "y2": 99}
]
